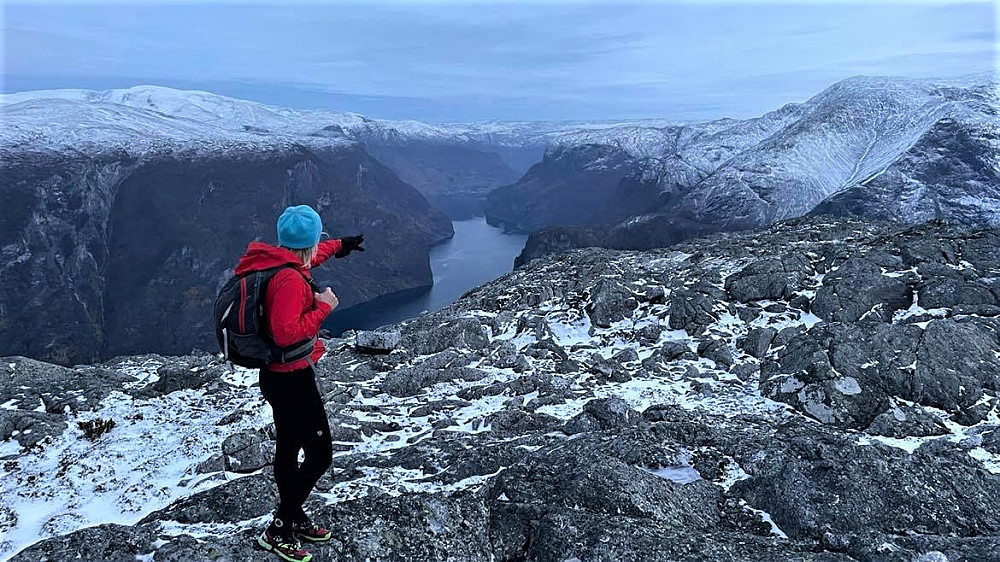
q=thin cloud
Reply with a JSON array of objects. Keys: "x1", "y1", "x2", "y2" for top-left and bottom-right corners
[{"x1": 2, "y1": 1, "x2": 995, "y2": 121}]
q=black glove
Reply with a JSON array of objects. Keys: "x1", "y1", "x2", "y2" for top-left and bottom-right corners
[{"x1": 335, "y1": 235, "x2": 365, "y2": 258}]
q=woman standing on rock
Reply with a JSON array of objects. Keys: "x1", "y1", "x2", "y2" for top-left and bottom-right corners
[{"x1": 232, "y1": 205, "x2": 364, "y2": 562}]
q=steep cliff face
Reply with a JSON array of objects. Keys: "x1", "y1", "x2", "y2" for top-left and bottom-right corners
[
  {"x1": 0, "y1": 98, "x2": 452, "y2": 364},
  {"x1": 100, "y1": 144, "x2": 452, "y2": 360},
  {"x1": 484, "y1": 143, "x2": 639, "y2": 232},
  {"x1": 0, "y1": 151, "x2": 136, "y2": 364}
]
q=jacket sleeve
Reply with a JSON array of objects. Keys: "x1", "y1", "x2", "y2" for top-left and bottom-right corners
[
  {"x1": 311, "y1": 239, "x2": 343, "y2": 268},
  {"x1": 267, "y1": 270, "x2": 332, "y2": 347}
]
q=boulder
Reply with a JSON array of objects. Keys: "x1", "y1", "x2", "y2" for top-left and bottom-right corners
[
  {"x1": 866, "y1": 403, "x2": 950, "y2": 439},
  {"x1": 222, "y1": 430, "x2": 273, "y2": 473},
  {"x1": 381, "y1": 367, "x2": 443, "y2": 397},
  {"x1": 668, "y1": 290, "x2": 717, "y2": 334},
  {"x1": 697, "y1": 339, "x2": 734, "y2": 369},
  {"x1": 489, "y1": 340, "x2": 521, "y2": 369},
  {"x1": 404, "y1": 318, "x2": 489, "y2": 355},
  {"x1": 355, "y1": 330, "x2": 401, "y2": 354},
  {"x1": 724, "y1": 254, "x2": 811, "y2": 303},
  {"x1": 486, "y1": 410, "x2": 562, "y2": 434},
  {"x1": 416, "y1": 350, "x2": 468, "y2": 370},
  {"x1": 586, "y1": 279, "x2": 638, "y2": 328},
  {"x1": 563, "y1": 398, "x2": 644, "y2": 435},
  {"x1": 740, "y1": 327, "x2": 778, "y2": 359},
  {"x1": 137, "y1": 362, "x2": 215, "y2": 398},
  {"x1": 0, "y1": 410, "x2": 68, "y2": 449},
  {"x1": 658, "y1": 341, "x2": 694, "y2": 361},
  {"x1": 812, "y1": 257, "x2": 914, "y2": 322}
]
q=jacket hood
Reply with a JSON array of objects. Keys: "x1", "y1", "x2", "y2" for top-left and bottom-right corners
[{"x1": 234, "y1": 242, "x2": 308, "y2": 276}]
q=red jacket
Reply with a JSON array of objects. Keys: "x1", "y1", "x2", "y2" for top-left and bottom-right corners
[{"x1": 234, "y1": 239, "x2": 343, "y2": 372}]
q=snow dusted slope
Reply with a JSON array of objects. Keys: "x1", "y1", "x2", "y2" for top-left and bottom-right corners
[
  {"x1": 0, "y1": 87, "x2": 362, "y2": 156},
  {"x1": 811, "y1": 79, "x2": 1000, "y2": 226},
  {"x1": 675, "y1": 74, "x2": 1000, "y2": 229},
  {"x1": 485, "y1": 101, "x2": 809, "y2": 231},
  {"x1": 0, "y1": 85, "x2": 626, "y2": 151},
  {"x1": 0, "y1": 86, "x2": 641, "y2": 210},
  {"x1": 494, "y1": 73, "x2": 999, "y2": 255}
]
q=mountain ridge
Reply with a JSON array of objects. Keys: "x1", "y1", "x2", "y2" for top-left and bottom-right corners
[{"x1": 500, "y1": 73, "x2": 998, "y2": 263}]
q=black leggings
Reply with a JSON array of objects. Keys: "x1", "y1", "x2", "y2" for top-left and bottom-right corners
[{"x1": 259, "y1": 366, "x2": 333, "y2": 525}]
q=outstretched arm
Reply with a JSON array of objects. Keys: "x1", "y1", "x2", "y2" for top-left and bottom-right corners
[{"x1": 310, "y1": 239, "x2": 343, "y2": 268}]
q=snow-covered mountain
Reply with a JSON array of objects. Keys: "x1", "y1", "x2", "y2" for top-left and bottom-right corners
[
  {"x1": 0, "y1": 85, "x2": 632, "y2": 214},
  {"x1": 487, "y1": 73, "x2": 999, "y2": 247},
  {"x1": 3, "y1": 74, "x2": 996, "y2": 363},
  {"x1": 0, "y1": 85, "x2": 628, "y2": 149}
]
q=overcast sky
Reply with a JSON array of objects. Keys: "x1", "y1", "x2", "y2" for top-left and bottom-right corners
[{"x1": 2, "y1": 1, "x2": 996, "y2": 121}]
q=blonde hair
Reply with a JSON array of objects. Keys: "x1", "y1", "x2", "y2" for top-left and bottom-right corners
[{"x1": 287, "y1": 245, "x2": 318, "y2": 268}]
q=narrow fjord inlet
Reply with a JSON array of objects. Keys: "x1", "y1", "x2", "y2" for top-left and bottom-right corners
[{"x1": 325, "y1": 217, "x2": 528, "y2": 335}]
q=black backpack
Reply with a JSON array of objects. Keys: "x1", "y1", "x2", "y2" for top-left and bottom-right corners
[{"x1": 213, "y1": 266, "x2": 317, "y2": 368}]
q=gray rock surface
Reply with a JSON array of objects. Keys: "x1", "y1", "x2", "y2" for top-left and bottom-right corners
[
  {"x1": 355, "y1": 330, "x2": 401, "y2": 354},
  {"x1": 866, "y1": 403, "x2": 950, "y2": 439},
  {"x1": 740, "y1": 327, "x2": 778, "y2": 359},
  {"x1": 586, "y1": 279, "x2": 638, "y2": 328},
  {"x1": 724, "y1": 254, "x2": 812, "y2": 303},
  {"x1": 222, "y1": 430, "x2": 273, "y2": 473},
  {"x1": 763, "y1": 318, "x2": 1000, "y2": 428},
  {"x1": 7, "y1": 216, "x2": 1000, "y2": 562},
  {"x1": 139, "y1": 474, "x2": 276, "y2": 525},
  {"x1": 402, "y1": 317, "x2": 490, "y2": 356}
]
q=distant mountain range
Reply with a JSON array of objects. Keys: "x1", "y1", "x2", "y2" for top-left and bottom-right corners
[
  {"x1": 0, "y1": 86, "x2": 642, "y2": 217},
  {"x1": 1, "y1": 74, "x2": 996, "y2": 363}
]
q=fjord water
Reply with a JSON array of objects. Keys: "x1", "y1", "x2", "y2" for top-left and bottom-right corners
[{"x1": 326, "y1": 217, "x2": 528, "y2": 335}]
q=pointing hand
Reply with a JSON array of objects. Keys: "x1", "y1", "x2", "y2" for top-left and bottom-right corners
[{"x1": 335, "y1": 235, "x2": 365, "y2": 258}]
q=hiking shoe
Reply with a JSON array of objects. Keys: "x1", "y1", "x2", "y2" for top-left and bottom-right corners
[
  {"x1": 291, "y1": 520, "x2": 333, "y2": 542},
  {"x1": 257, "y1": 527, "x2": 312, "y2": 562}
]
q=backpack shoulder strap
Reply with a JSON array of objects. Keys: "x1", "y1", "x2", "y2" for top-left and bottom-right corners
[
  {"x1": 258, "y1": 265, "x2": 319, "y2": 293},
  {"x1": 259, "y1": 265, "x2": 320, "y2": 364}
]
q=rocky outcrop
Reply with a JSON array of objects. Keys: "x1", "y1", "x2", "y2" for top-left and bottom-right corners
[
  {"x1": 5, "y1": 216, "x2": 1000, "y2": 562},
  {"x1": 762, "y1": 318, "x2": 1000, "y2": 428}
]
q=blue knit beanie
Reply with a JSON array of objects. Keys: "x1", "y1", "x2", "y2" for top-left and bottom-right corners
[{"x1": 277, "y1": 205, "x2": 323, "y2": 249}]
